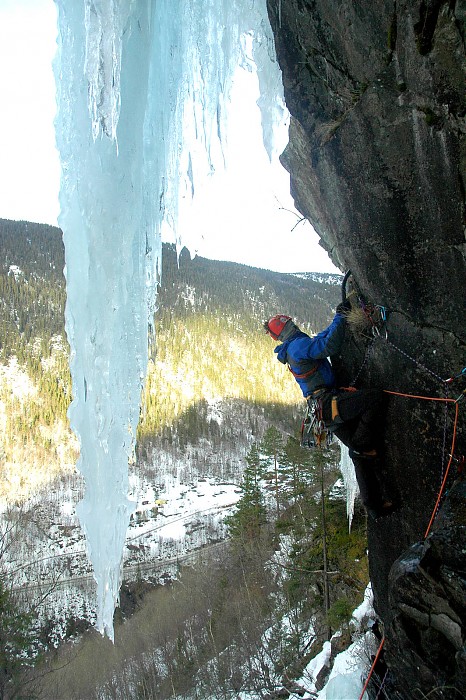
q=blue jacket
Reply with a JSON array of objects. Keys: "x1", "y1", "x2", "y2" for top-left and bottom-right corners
[{"x1": 274, "y1": 314, "x2": 346, "y2": 398}]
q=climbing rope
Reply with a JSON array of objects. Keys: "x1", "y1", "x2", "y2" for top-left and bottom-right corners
[
  {"x1": 382, "y1": 390, "x2": 460, "y2": 538},
  {"x1": 423, "y1": 400, "x2": 459, "y2": 539},
  {"x1": 359, "y1": 636, "x2": 385, "y2": 700},
  {"x1": 355, "y1": 389, "x2": 461, "y2": 700},
  {"x1": 385, "y1": 337, "x2": 447, "y2": 385}
]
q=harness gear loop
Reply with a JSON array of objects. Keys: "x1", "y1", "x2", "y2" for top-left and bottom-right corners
[
  {"x1": 301, "y1": 389, "x2": 345, "y2": 449},
  {"x1": 301, "y1": 394, "x2": 333, "y2": 449}
]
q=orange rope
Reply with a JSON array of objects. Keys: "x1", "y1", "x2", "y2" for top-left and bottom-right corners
[
  {"x1": 383, "y1": 390, "x2": 456, "y2": 403},
  {"x1": 423, "y1": 401, "x2": 459, "y2": 538},
  {"x1": 383, "y1": 389, "x2": 460, "y2": 538},
  {"x1": 359, "y1": 636, "x2": 385, "y2": 700}
]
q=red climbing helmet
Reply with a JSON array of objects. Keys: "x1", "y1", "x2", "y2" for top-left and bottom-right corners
[{"x1": 264, "y1": 314, "x2": 292, "y2": 340}]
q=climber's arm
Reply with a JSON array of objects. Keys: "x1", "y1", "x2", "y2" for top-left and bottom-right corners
[{"x1": 307, "y1": 314, "x2": 346, "y2": 359}]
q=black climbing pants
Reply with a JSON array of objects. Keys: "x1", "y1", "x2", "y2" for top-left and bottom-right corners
[
  {"x1": 323, "y1": 388, "x2": 387, "y2": 453},
  {"x1": 322, "y1": 388, "x2": 389, "y2": 511}
]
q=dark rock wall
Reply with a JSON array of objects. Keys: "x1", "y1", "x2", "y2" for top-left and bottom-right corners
[{"x1": 266, "y1": 1, "x2": 465, "y2": 696}]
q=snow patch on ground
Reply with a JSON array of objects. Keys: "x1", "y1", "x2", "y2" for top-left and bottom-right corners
[
  {"x1": 290, "y1": 584, "x2": 376, "y2": 700},
  {"x1": 4, "y1": 457, "x2": 242, "y2": 646},
  {"x1": 206, "y1": 397, "x2": 224, "y2": 425},
  {"x1": 0, "y1": 357, "x2": 37, "y2": 400},
  {"x1": 8, "y1": 264, "x2": 23, "y2": 280},
  {"x1": 289, "y1": 272, "x2": 342, "y2": 285}
]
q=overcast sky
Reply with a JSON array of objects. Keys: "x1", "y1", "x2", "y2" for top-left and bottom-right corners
[{"x1": 0, "y1": 0, "x2": 339, "y2": 274}]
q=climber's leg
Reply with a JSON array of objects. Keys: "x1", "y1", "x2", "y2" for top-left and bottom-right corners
[{"x1": 336, "y1": 389, "x2": 387, "y2": 453}]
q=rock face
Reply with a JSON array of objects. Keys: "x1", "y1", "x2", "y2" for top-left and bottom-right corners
[
  {"x1": 388, "y1": 479, "x2": 466, "y2": 698},
  {"x1": 266, "y1": 1, "x2": 465, "y2": 697}
]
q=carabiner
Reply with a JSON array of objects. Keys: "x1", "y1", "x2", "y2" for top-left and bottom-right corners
[{"x1": 445, "y1": 367, "x2": 466, "y2": 384}]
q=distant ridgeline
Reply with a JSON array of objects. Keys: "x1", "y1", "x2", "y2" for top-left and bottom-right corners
[{"x1": 0, "y1": 219, "x2": 341, "y2": 497}]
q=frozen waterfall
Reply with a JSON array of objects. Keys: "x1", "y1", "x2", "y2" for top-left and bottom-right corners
[{"x1": 54, "y1": 0, "x2": 287, "y2": 638}]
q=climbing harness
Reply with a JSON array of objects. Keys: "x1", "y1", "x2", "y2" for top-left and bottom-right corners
[
  {"x1": 300, "y1": 394, "x2": 333, "y2": 449},
  {"x1": 300, "y1": 386, "x2": 348, "y2": 449}
]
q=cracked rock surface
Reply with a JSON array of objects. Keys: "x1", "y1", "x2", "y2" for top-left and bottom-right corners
[{"x1": 388, "y1": 480, "x2": 466, "y2": 698}]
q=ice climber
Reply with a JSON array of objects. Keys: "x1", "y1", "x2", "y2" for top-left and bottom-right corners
[{"x1": 263, "y1": 306, "x2": 398, "y2": 518}]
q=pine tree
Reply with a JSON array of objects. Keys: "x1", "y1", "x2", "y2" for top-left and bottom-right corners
[
  {"x1": 280, "y1": 436, "x2": 316, "y2": 528},
  {"x1": 260, "y1": 426, "x2": 284, "y2": 518},
  {"x1": 225, "y1": 444, "x2": 267, "y2": 542},
  {"x1": 0, "y1": 580, "x2": 42, "y2": 699}
]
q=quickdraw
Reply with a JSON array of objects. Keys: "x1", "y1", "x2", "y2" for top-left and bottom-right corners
[
  {"x1": 300, "y1": 397, "x2": 333, "y2": 449},
  {"x1": 361, "y1": 301, "x2": 388, "y2": 339},
  {"x1": 445, "y1": 367, "x2": 466, "y2": 384},
  {"x1": 300, "y1": 392, "x2": 345, "y2": 449}
]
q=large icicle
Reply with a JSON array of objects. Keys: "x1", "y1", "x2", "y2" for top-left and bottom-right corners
[
  {"x1": 54, "y1": 0, "x2": 286, "y2": 638},
  {"x1": 338, "y1": 440, "x2": 359, "y2": 530},
  {"x1": 54, "y1": 0, "x2": 156, "y2": 639}
]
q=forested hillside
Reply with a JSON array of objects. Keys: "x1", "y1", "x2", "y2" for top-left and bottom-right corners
[
  {"x1": 0, "y1": 219, "x2": 342, "y2": 499},
  {"x1": 0, "y1": 219, "x2": 66, "y2": 358},
  {"x1": 1, "y1": 221, "x2": 373, "y2": 699}
]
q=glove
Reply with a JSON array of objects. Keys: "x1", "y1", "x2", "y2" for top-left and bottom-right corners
[{"x1": 336, "y1": 298, "x2": 351, "y2": 315}]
